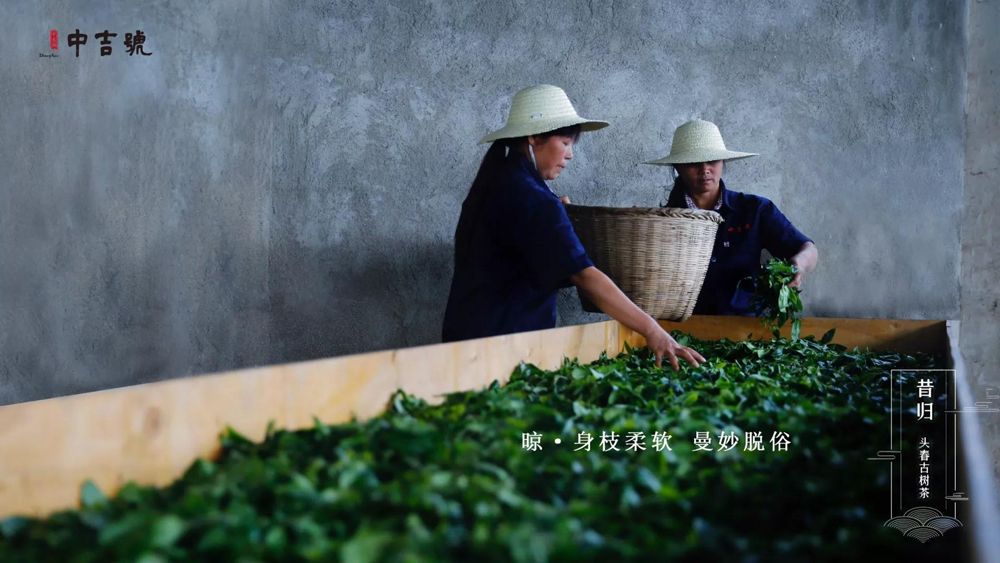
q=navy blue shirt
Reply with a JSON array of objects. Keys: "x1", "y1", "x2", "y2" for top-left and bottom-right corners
[
  {"x1": 666, "y1": 180, "x2": 812, "y2": 316},
  {"x1": 442, "y1": 153, "x2": 594, "y2": 342}
]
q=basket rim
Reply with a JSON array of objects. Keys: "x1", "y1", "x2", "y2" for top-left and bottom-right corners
[{"x1": 565, "y1": 204, "x2": 724, "y2": 224}]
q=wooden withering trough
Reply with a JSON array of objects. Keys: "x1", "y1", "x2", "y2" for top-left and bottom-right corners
[{"x1": 0, "y1": 316, "x2": 996, "y2": 560}]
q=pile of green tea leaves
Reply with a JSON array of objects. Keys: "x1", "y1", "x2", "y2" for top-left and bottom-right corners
[
  {"x1": 0, "y1": 334, "x2": 960, "y2": 562},
  {"x1": 746, "y1": 258, "x2": 804, "y2": 339}
]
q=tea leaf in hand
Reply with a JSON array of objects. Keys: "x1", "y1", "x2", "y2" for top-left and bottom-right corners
[{"x1": 746, "y1": 258, "x2": 804, "y2": 339}]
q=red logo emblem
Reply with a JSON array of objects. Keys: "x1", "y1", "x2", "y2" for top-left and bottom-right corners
[{"x1": 50, "y1": 30, "x2": 58, "y2": 50}]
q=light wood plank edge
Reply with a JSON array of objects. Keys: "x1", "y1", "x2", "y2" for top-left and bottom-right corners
[
  {"x1": 618, "y1": 316, "x2": 950, "y2": 355},
  {"x1": 0, "y1": 321, "x2": 620, "y2": 519},
  {"x1": 946, "y1": 321, "x2": 1000, "y2": 563}
]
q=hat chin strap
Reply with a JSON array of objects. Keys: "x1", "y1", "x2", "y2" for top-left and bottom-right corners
[{"x1": 525, "y1": 142, "x2": 556, "y2": 192}]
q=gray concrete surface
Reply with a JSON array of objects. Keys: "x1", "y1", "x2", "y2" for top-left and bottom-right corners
[
  {"x1": 1, "y1": 0, "x2": 968, "y2": 405},
  {"x1": 961, "y1": 0, "x2": 1000, "y2": 520}
]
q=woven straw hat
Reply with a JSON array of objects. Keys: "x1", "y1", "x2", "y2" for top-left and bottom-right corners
[
  {"x1": 478, "y1": 84, "x2": 609, "y2": 145},
  {"x1": 645, "y1": 119, "x2": 757, "y2": 165}
]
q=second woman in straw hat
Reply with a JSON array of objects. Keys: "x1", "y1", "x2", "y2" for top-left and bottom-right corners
[
  {"x1": 443, "y1": 85, "x2": 703, "y2": 370},
  {"x1": 646, "y1": 119, "x2": 819, "y2": 316}
]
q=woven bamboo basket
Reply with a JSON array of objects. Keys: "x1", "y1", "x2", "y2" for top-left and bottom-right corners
[{"x1": 566, "y1": 205, "x2": 724, "y2": 321}]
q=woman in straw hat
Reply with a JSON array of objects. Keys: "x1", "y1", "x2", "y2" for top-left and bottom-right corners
[
  {"x1": 647, "y1": 119, "x2": 819, "y2": 316},
  {"x1": 443, "y1": 85, "x2": 704, "y2": 370}
]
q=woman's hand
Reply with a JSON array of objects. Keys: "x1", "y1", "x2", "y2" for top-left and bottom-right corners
[
  {"x1": 558, "y1": 195, "x2": 571, "y2": 205},
  {"x1": 787, "y1": 242, "x2": 818, "y2": 290},
  {"x1": 643, "y1": 326, "x2": 705, "y2": 371},
  {"x1": 788, "y1": 262, "x2": 805, "y2": 289}
]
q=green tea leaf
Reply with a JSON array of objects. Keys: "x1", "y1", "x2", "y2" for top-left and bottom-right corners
[
  {"x1": 747, "y1": 259, "x2": 805, "y2": 337},
  {"x1": 150, "y1": 515, "x2": 185, "y2": 548},
  {"x1": 98, "y1": 513, "x2": 146, "y2": 545},
  {"x1": 80, "y1": 480, "x2": 106, "y2": 508},
  {"x1": 0, "y1": 517, "x2": 28, "y2": 539},
  {"x1": 778, "y1": 285, "x2": 791, "y2": 311},
  {"x1": 342, "y1": 531, "x2": 393, "y2": 563},
  {"x1": 820, "y1": 328, "x2": 837, "y2": 345}
]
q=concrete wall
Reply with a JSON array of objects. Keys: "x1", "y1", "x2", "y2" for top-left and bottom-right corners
[
  {"x1": 1, "y1": 0, "x2": 968, "y2": 405},
  {"x1": 962, "y1": 0, "x2": 1000, "y2": 514}
]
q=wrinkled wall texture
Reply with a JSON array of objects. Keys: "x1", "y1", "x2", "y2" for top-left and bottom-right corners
[
  {"x1": 962, "y1": 0, "x2": 1000, "y2": 516},
  {"x1": 1, "y1": 1, "x2": 968, "y2": 405}
]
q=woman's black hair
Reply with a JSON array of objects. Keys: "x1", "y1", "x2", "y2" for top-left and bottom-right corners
[{"x1": 453, "y1": 124, "x2": 582, "y2": 265}]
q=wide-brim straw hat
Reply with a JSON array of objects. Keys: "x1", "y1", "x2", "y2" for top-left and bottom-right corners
[
  {"x1": 478, "y1": 84, "x2": 609, "y2": 145},
  {"x1": 645, "y1": 119, "x2": 757, "y2": 165}
]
